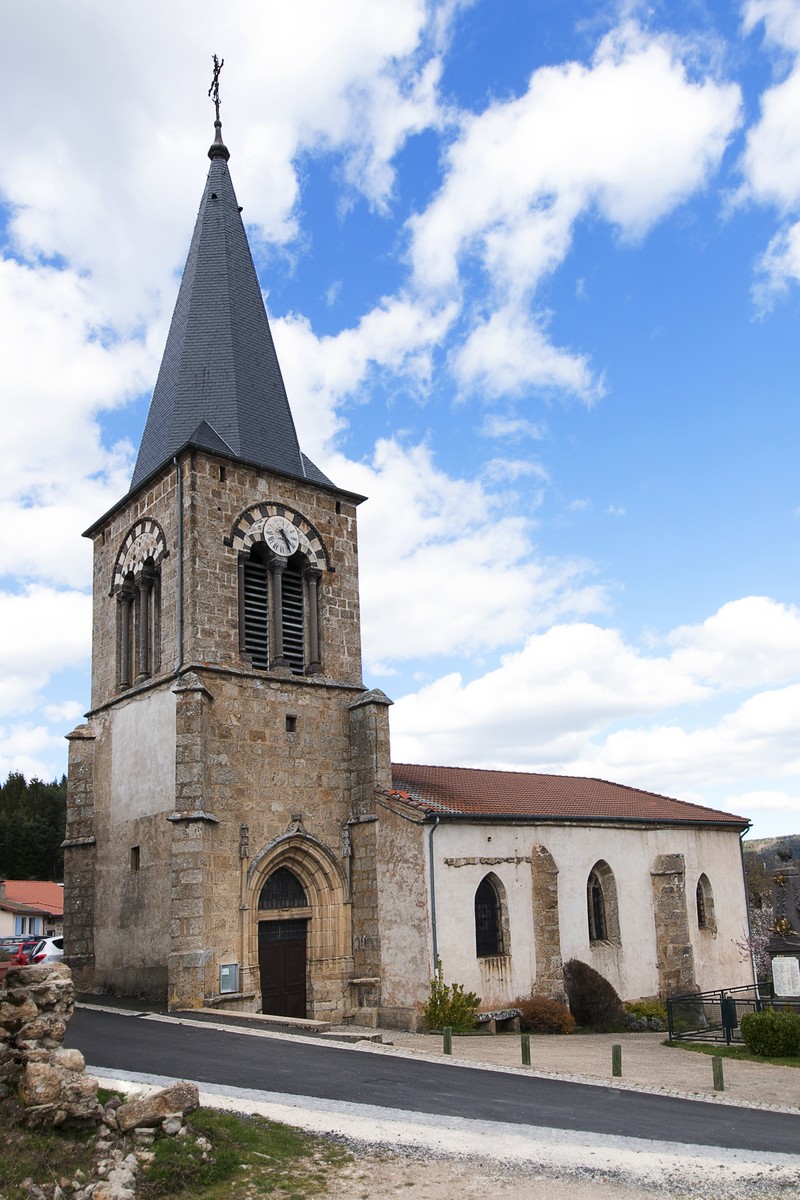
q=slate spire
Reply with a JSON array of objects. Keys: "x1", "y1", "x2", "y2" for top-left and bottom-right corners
[{"x1": 130, "y1": 109, "x2": 331, "y2": 493}]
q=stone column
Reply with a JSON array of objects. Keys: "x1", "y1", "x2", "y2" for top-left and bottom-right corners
[
  {"x1": 62, "y1": 724, "x2": 97, "y2": 991},
  {"x1": 167, "y1": 672, "x2": 218, "y2": 1010},
  {"x1": 270, "y1": 558, "x2": 288, "y2": 668},
  {"x1": 651, "y1": 853, "x2": 697, "y2": 998},
  {"x1": 304, "y1": 567, "x2": 322, "y2": 673},
  {"x1": 116, "y1": 586, "x2": 134, "y2": 688},
  {"x1": 136, "y1": 572, "x2": 154, "y2": 680},
  {"x1": 531, "y1": 844, "x2": 566, "y2": 1002},
  {"x1": 347, "y1": 690, "x2": 393, "y2": 1008}
]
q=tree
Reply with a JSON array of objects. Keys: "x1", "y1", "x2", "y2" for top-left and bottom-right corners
[{"x1": 0, "y1": 772, "x2": 66, "y2": 880}]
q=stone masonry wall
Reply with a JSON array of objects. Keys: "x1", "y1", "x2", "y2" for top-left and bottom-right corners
[
  {"x1": 63, "y1": 725, "x2": 97, "y2": 991},
  {"x1": 531, "y1": 844, "x2": 566, "y2": 1002},
  {"x1": 0, "y1": 963, "x2": 99, "y2": 1127},
  {"x1": 651, "y1": 852, "x2": 698, "y2": 998}
]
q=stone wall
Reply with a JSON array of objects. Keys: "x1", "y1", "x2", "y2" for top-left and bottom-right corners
[
  {"x1": 0, "y1": 963, "x2": 99, "y2": 1127},
  {"x1": 650, "y1": 853, "x2": 698, "y2": 998},
  {"x1": 530, "y1": 844, "x2": 566, "y2": 1002}
]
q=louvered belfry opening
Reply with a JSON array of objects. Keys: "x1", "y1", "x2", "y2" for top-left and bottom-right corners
[
  {"x1": 242, "y1": 546, "x2": 270, "y2": 668},
  {"x1": 241, "y1": 543, "x2": 309, "y2": 673},
  {"x1": 282, "y1": 560, "x2": 305, "y2": 674}
]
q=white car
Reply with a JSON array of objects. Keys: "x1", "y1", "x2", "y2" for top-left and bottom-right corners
[{"x1": 30, "y1": 936, "x2": 64, "y2": 964}]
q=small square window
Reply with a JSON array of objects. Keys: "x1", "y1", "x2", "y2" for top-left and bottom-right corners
[
  {"x1": 131, "y1": 846, "x2": 141, "y2": 871},
  {"x1": 285, "y1": 714, "x2": 297, "y2": 733}
]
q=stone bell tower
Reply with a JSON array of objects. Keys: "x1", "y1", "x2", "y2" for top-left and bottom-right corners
[{"x1": 63, "y1": 97, "x2": 391, "y2": 1020}]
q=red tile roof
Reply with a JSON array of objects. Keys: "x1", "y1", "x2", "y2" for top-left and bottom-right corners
[
  {"x1": 388, "y1": 764, "x2": 748, "y2": 829},
  {"x1": 1, "y1": 881, "x2": 64, "y2": 916}
]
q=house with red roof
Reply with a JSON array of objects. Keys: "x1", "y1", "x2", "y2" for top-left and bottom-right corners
[{"x1": 0, "y1": 880, "x2": 64, "y2": 939}]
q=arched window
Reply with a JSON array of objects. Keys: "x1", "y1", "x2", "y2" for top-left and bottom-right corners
[
  {"x1": 239, "y1": 544, "x2": 321, "y2": 675},
  {"x1": 258, "y1": 867, "x2": 308, "y2": 910},
  {"x1": 587, "y1": 860, "x2": 621, "y2": 945},
  {"x1": 116, "y1": 556, "x2": 161, "y2": 688},
  {"x1": 696, "y1": 873, "x2": 716, "y2": 931},
  {"x1": 113, "y1": 522, "x2": 167, "y2": 690},
  {"x1": 475, "y1": 874, "x2": 507, "y2": 957}
]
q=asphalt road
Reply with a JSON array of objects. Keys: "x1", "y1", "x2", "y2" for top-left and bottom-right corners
[{"x1": 66, "y1": 1007, "x2": 800, "y2": 1155}]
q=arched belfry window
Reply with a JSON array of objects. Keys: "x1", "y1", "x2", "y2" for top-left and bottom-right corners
[
  {"x1": 587, "y1": 860, "x2": 621, "y2": 946},
  {"x1": 239, "y1": 541, "x2": 321, "y2": 676},
  {"x1": 258, "y1": 867, "x2": 308, "y2": 910},
  {"x1": 475, "y1": 874, "x2": 508, "y2": 957},
  {"x1": 113, "y1": 521, "x2": 167, "y2": 690},
  {"x1": 696, "y1": 873, "x2": 716, "y2": 931}
]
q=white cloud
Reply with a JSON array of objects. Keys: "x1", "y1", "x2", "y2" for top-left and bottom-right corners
[
  {"x1": 407, "y1": 20, "x2": 740, "y2": 397},
  {"x1": 741, "y1": 1, "x2": 800, "y2": 297},
  {"x1": 0, "y1": 587, "x2": 91, "y2": 718},
  {"x1": 453, "y1": 308, "x2": 602, "y2": 401},
  {"x1": 274, "y1": 296, "x2": 458, "y2": 463},
  {"x1": 389, "y1": 600, "x2": 800, "y2": 820},
  {"x1": 667, "y1": 597, "x2": 800, "y2": 688},
  {"x1": 334, "y1": 439, "x2": 608, "y2": 669}
]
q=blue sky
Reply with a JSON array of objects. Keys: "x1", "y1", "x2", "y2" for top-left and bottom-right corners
[{"x1": 1, "y1": 0, "x2": 799, "y2": 839}]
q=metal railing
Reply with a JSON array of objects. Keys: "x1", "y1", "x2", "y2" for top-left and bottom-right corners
[{"x1": 666, "y1": 983, "x2": 800, "y2": 1044}]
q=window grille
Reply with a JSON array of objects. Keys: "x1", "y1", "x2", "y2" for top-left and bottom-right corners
[
  {"x1": 588, "y1": 873, "x2": 607, "y2": 941},
  {"x1": 259, "y1": 867, "x2": 308, "y2": 910},
  {"x1": 475, "y1": 876, "x2": 504, "y2": 957},
  {"x1": 258, "y1": 918, "x2": 308, "y2": 942}
]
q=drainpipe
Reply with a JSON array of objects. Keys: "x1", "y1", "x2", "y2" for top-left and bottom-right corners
[
  {"x1": 174, "y1": 457, "x2": 184, "y2": 670},
  {"x1": 427, "y1": 815, "x2": 440, "y2": 976},
  {"x1": 739, "y1": 826, "x2": 759, "y2": 998}
]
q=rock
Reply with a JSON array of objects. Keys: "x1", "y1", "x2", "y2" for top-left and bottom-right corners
[
  {"x1": 19, "y1": 1061, "x2": 62, "y2": 1106},
  {"x1": 161, "y1": 1113, "x2": 183, "y2": 1135},
  {"x1": 116, "y1": 1081, "x2": 199, "y2": 1132}
]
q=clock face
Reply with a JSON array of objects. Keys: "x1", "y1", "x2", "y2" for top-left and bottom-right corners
[{"x1": 263, "y1": 515, "x2": 300, "y2": 557}]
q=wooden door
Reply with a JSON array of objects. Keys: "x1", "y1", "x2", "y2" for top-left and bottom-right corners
[{"x1": 258, "y1": 918, "x2": 307, "y2": 1017}]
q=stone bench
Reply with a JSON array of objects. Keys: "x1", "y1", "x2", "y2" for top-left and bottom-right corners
[{"x1": 476, "y1": 1008, "x2": 521, "y2": 1034}]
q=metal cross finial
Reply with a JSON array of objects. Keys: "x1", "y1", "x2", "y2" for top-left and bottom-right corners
[{"x1": 208, "y1": 54, "x2": 224, "y2": 123}]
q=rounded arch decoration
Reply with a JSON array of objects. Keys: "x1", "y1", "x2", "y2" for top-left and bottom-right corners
[
  {"x1": 227, "y1": 503, "x2": 329, "y2": 570},
  {"x1": 112, "y1": 519, "x2": 168, "y2": 593}
]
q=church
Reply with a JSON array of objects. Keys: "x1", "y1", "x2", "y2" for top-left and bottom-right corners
[{"x1": 62, "y1": 109, "x2": 754, "y2": 1029}]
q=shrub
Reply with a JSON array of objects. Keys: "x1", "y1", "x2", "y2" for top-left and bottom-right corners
[
  {"x1": 563, "y1": 958, "x2": 625, "y2": 1032},
  {"x1": 740, "y1": 1009, "x2": 800, "y2": 1058},
  {"x1": 422, "y1": 961, "x2": 481, "y2": 1031},
  {"x1": 512, "y1": 993, "x2": 575, "y2": 1034},
  {"x1": 625, "y1": 997, "x2": 667, "y2": 1024}
]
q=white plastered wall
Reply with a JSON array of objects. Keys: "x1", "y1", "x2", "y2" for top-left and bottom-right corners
[{"x1": 429, "y1": 820, "x2": 753, "y2": 1005}]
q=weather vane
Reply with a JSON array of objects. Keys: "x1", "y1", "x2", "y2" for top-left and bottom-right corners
[{"x1": 208, "y1": 54, "x2": 224, "y2": 123}]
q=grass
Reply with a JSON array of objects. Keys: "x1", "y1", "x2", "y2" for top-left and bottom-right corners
[
  {"x1": 0, "y1": 1094, "x2": 352, "y2": 1200},
  {"x1": 664, "y1": 1039, "x2": 800, "y2": 1068},
  {"x1": 0, "y1": 1096, "x2": 102, "y2": 1200}
]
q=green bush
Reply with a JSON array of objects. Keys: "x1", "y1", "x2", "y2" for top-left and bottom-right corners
[
  {"x1": 625, "y1": 997, "x2": 667, "y2": 1023},
  {"x1": 512, "y1": 993, "x2": 575, "y2": 1034},
  {"x1": 423, "y1": 961, "x2": 481, "y2": 1031},
  {"x1": 563, "y1": 958, "x2": 625, "y2": 1032},
  {"x1": 740, "y1": 1009, "x2": 800, "y2": 1058}
]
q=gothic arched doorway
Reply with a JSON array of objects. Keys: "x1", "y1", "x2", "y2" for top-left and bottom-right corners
[{"x1": 257, "y1": 867, "x2": 310, "y2": 1017}]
